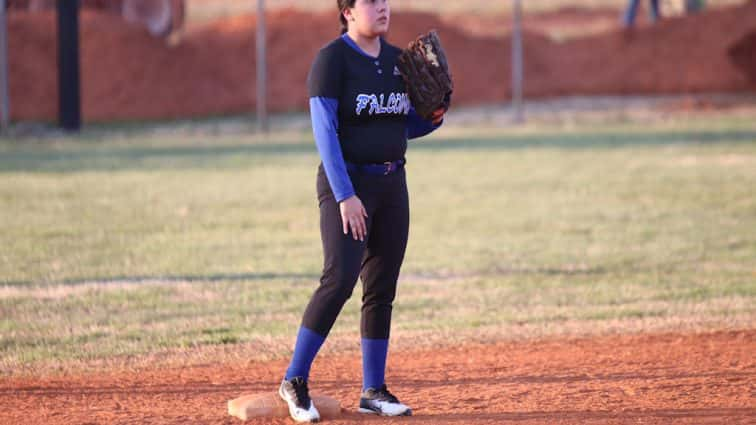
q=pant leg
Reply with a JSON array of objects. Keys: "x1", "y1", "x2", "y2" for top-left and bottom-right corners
[
  {"x1": 649, "y1": 0, "x2": 661, "y2": 21},
  {"x1": 301, "y1": 166, "x2": 376, "y2": 337},
  {"x1": 623, "y1": 0, "x2": 641, "y2": 26},
  {"x1": 359, "y1": 170, "x2": 410, "y2": 339}
]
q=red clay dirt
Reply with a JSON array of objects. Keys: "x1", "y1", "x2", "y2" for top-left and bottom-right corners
[
  {"x1": 1, "y1": 329, "x2": 754, "y2": 424},
  {"x1": 729, "y1": 30, "x2": 756, "y2": 84},
  {"x1": 443, "y1": 7, "x2": 623, "y2": 38},
  {"x1": 7, "y1": 1, "x2": 756, "y2": 122}
]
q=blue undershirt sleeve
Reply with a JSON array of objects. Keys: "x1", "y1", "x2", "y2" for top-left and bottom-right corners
[
  {"x1": 310, "y1": 96, "x2": 355, "y2": 203},
  {"x1": 406, "y1": 106, "x2": 443, "y2": 140}
]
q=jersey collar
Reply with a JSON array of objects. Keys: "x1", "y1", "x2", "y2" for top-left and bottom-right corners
[{"x1": 341, "y1": 33, "x2": 383, "y2": 60}]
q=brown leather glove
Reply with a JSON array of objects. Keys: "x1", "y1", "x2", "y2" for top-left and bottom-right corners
[{"x1": 396, "y1": 30, "x2": 454, "y2": 120}]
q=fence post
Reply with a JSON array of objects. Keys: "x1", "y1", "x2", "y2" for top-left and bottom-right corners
[
  {"x1": 256, "y1": 0, "x2": 268, "y2": 133},
  {"x1": 0, "y1": 0, "x2": 10, "y2": 133},
  {"x1": 511, "y1": 0, "x2": 524, "y2": 123},
  {"x1": 57, "y1": 0, "x2": 81, "y2": 131}
]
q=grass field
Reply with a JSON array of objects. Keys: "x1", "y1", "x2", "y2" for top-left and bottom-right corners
[{"x1": 1, "y1": 116, "x2": 755, "y2": 374}]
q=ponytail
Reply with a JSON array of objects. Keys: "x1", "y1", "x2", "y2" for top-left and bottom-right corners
[{"x1": 337, "y1": 0, "x2": 356, "y2": 34}]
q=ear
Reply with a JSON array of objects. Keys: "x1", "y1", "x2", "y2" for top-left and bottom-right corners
[{"x1": 342, "y1": 7, "x2": 355, "y2": 22}]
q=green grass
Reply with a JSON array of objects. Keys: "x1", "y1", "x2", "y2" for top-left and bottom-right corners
[{"x1": 1, "y1": 117, "x2": 755, "y2": 372}]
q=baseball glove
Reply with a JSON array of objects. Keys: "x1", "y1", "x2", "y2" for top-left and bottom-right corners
[{"x1": 396, "y1": 30, "x2": 453, "y2": 120}]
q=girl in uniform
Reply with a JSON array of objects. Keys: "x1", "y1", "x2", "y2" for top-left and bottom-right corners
[{"x1": 278, "y1": 0, "x2": 446, "y2": 422}]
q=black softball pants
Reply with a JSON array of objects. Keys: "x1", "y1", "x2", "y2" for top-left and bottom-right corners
[{"x1": 301, "y1": 163, "x2": 410, "y2": 340}]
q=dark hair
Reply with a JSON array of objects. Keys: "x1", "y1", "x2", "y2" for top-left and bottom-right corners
[{"x1": 337, "y1": 0, "x2": 356, "y2": 34}]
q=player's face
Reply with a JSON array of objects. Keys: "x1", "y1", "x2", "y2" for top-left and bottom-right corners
[{"x1": 347, "y1": 0, "x2": 390, "y2": 37}]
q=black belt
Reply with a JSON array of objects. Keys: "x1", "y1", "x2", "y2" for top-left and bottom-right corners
[{"x1": 346, "y1": 159, "x2": 405, "y2": 176}]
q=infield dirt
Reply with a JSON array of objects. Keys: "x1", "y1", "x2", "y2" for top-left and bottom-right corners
[{"x1": 1, "y1": 329, "x2": 753, "y2": 424}]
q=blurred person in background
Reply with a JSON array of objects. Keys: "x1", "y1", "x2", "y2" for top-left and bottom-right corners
[
  {"x1": 684, "y1": 0, "x2": 706, "y2": 13},
  {"x1": 623, "y1": 0, "x2": 662, "y2": 27},
  {"x1": 275, "y1": 0, "x2": 446, "y2": 422}
]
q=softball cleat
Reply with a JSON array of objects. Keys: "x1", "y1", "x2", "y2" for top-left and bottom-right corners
[
  {"x1": 279, "y1": 376, "x2": 321, "y2": 423},
  {"x1": 358, "y1": 384, "x2": 412, "y2": 416}
]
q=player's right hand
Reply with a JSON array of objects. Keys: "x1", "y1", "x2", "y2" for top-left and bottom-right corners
[{"x1": 340, "y1": 195, "x2": 368, "y2": 242}]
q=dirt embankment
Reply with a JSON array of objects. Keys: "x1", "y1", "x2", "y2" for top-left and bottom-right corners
[
  {"x1": 7, "y1": 1, "x2": 756, "y2": 122},
  {"x1": 729, "y1": 30, "x2": 756, "y2": 84}
]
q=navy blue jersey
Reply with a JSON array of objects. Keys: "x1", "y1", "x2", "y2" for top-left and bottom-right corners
[
  {"x1": 309, "y1": 35, "x2": 409, "y2": 164},
  {"x1": 308, "y1": 34, "x2": 441, "y2": 202}
]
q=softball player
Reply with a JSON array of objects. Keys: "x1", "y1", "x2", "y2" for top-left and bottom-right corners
[{"x1": 278, "y1": 0, "x2": 446, "y2": 422}]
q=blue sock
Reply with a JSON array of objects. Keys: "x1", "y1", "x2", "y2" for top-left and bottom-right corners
[
  {"x1": 361, "y1": 338, "x2": 389, "y2": 391},
  {"x1": 284, "y1": 326, "x2": 326, "y2": 381}
]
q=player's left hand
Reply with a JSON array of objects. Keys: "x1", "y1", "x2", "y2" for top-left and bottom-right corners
[{"x1": 431, "y1": 108, "x2": 445, "y2": 125}]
